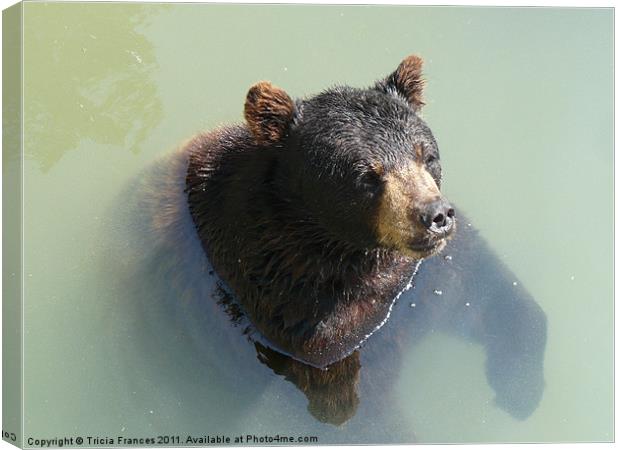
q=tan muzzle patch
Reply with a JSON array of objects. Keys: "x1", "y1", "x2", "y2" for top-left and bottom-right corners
[{"x1": 375, "y1": 160, "x2": 442, "y2": 252}]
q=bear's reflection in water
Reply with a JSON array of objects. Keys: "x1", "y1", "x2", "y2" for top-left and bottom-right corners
[{"x1": 107, "y1": 149, "x2": 547, "y2": 441}]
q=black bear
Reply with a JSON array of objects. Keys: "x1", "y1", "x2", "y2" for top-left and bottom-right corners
[
  {"x1": 185, "y1": 55, "x2": 456, "y2": 368},
  {"x1": 108, "y1": 55, "x2": 547, "y2": 437}
]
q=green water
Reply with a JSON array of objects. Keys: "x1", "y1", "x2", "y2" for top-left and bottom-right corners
[{"x1": 15, "y1": 2, "x2": 612, "y2": 444}]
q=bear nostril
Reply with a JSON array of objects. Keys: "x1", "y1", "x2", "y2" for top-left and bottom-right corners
[
  {"x1": 432, "y1": 213, "x2": 446, "y2": 226},
  {"x1": 420, "y1": 199, "x2": 454, "y2": 232}
]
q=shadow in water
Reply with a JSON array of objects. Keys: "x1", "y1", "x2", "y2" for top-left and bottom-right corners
[{"x1": 103, "y1": 147, "x2": 547, "y2": 437}]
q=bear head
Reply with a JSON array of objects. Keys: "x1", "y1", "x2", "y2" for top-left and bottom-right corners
[{"x1": 243, "y1": 55, "x2": 455, "y2": 259}]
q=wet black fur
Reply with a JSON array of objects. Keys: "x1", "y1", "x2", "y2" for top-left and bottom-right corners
[{"x1": 186, "y1": 70, "x2": 441, "y2": 368}]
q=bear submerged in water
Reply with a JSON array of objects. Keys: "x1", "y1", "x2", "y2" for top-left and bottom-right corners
[
  {"x1": 185, "y1": 55, "x2": 457, "y2": 368},
  {"x1": 112, "y1": 56, "x2": 547, "y2": 433}
]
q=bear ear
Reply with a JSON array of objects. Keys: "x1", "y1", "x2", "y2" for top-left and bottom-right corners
[
  {"x1": 244, "y1": 81, "x2": 296, "y2": 145},
  {"x1": 377, "y1": 55, "x2": 425, "y2": 111}
]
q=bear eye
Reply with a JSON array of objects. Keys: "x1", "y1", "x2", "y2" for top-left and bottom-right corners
[
  {"x1": 425, "y1": 154, "x2": 438, "y2": 164},
  {"x1": 358, "y1": 170, "x2": 383, "y2": 192}
]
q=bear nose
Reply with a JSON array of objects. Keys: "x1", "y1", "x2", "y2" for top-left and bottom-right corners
[{"x1": 420, "y1": 199, "x2": 455, "y2": 234}]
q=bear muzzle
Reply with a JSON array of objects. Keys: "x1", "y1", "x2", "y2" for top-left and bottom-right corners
[{"x1": 375, "y1": 162, "x2": 455, "y2": 258}]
